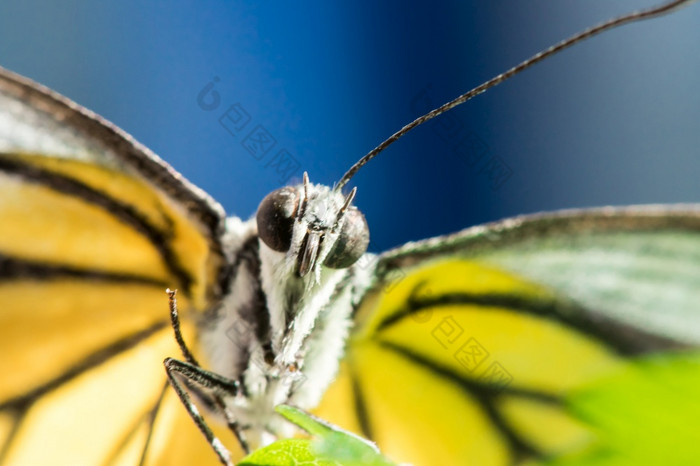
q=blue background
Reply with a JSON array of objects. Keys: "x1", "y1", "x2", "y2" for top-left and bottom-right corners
[{"x1": 1, "y1": 1, "x2": 699, "y2": 253}]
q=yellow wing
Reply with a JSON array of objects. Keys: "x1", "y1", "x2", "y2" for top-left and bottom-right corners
[
  {"x1": 315, "y1": 207, "x2": 700, "y2": 466},
  {"x1": 0, "y1": 66, "x2": 232, "y2": 465}
]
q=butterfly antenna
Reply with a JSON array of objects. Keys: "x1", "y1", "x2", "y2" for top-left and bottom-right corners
[{"x1": 335, "y1": 0, "x2": 696, "y2": 190}]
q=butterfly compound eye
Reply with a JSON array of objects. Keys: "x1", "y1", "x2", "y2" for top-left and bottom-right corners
[
  {"x1": 256, "y1": 187, "x2": 299, "y2": 252},
  {"x1": 324, "y1": 208, "x2": 369, "y2": 269}
]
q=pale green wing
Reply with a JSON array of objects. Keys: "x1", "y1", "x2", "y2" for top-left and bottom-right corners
[
  {"x1": 317, "y1": 206, "x2": 700, "y2": 466},
  {"x1": 377, "y1": 206, "x2": 700, "y2": 345}
]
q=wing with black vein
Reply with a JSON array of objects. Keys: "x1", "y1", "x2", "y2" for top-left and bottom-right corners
[
  {"x1": 316, "y1": 206, "x2": 700, "y2": 466},
  {"x1": 0, "y1": 66, "x2": 232, "y2": 465}
]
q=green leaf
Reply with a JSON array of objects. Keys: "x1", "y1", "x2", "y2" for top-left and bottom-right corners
[
  {"x1": 547, "y1": 351, "x2": 700, "y2": 466},
  {"x1": 238, "y1": 439, "x2": 338, "y2": 466},
  {"x1": 238, "y1": 406, "x2": 397, "y2": 466},
  {"x1": 279, "y1": 405, "x2": 397, "y2": 466}
]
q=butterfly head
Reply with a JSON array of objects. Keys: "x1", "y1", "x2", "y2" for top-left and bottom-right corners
[{"x1": 256, "y1": 172, "x2": 369, "y2": 279}]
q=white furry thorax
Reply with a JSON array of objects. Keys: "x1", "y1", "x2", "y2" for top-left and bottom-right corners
[{"x1": 197, "y1": 181, "x2": 373, "y2": 448}]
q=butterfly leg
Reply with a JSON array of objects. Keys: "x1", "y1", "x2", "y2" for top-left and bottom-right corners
[
  {"x1": 167, "y1": 288, "x2": 201, "y2": 366},
  {"x1": 164, "y1": 290, "x2": 251, "y2": 463},
  {"x1": 164, "y1": 358, "x2": 237, "y2": 465}
]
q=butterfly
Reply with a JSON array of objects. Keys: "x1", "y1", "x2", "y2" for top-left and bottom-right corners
[{"x1": 1, "y1": 1, "x2": 699, "y2": 465}]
